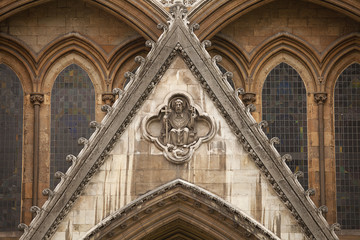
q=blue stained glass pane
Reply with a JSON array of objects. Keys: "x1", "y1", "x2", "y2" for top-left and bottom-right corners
[
  {"x1": 262, "y1": 63, "x2": 308, "y2": 188},
  {"x1": 0, "y1": 64, "x2": 23, "y2": 231},
  {"x1": 50, "y1": 64, "x2": 95, "y2": 189},
  {"x1": 335, "y1": 63, "x2": 360, "y2": 229}
]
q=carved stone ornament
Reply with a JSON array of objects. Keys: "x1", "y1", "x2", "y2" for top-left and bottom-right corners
[
  {"x1": 314, "y1": 92, "x2": 327, "y2": 105},
  {"x1": 30, "y1": 93, "x2": 44, "y2": 106},
  {"x1": 143, "y1": 92, "x2": 215, "y2": 164}
]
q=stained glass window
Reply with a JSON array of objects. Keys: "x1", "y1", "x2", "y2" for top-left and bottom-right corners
[
  {"x1": 262, "y1": 62, "x2": 308, "y2": 188},
  {"x1": 335, "y1": 63, "x2": 360, "y2": 229},
  {"x1": 50, "y1": 64, "x2": 95, "y2": 189},
  {"x1": 0, "y1": 64, "x2": 23, "y2": 231}
]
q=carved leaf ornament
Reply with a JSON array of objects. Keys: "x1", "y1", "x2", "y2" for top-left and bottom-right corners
[{"x1": 143, "y1": 92, "x2": 215, "y2": 164}]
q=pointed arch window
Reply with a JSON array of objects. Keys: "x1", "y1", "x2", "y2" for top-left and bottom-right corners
[
  {"x1": 262, "y1": 62, "x2": 308, "y2": 188},
  {"x1": 335, "y1": 63, "x2": 360, "y2": 229},
  {"x1": 0, "y1": 64, "x2": 23, "y2": 230},
  {"x1": 50, "y1": 64, "x2": 95, "y2": 189}
]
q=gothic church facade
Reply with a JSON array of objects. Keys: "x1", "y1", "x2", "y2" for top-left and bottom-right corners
[{"x1": 0, "y1": 0, "x2": 359, "y2": 239}]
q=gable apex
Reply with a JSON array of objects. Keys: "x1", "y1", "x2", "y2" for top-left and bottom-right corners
[{"x1": 19, "y1": 2, "x2": 339, "y2": 240}]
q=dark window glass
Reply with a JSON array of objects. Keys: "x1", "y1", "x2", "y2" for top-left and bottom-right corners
[
  {"x1": 50, "y1": 64, "x2": 95, "y2": 188},
  {"x1": 335, "y1": 63, "x2": 360, "y2": 229},
  {"x1": 0, "y1": 64, "x2": 23, "y2": 231},
  {"x1": 262, "y1": 63, "x2": 308, "y2": 188}
]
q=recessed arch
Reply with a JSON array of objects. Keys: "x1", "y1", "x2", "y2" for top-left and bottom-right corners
[
  {"x1": 0, "y1": 34, "x2": 37, "y2": 86},
  {"x1": 41, "y1": 52, "x2": 104, "y2": 97},
  {"x1": 0, "y1": 50, "x2": 33, "y2": 93},
  {"x1": 0, "y1": 0, "x2": 166, "y2": 41},
  {"x1": 322, "y1": 34, "x2": 360, "y2": 85},
  {"x1": 83, "y1": 179, "x2": 280, "y2": 240},
  {"x1": 109, "y1": 37, "x2": 148, "y2": 89},
  {"x1": 333, "y1": 62, "x2": 360, "y2": 230},
  {"x1": 261, "y1": 62, "x2": 309, "y2": 188},
  {"x1": 190, "y1": 0, "x2": 360, "y2": 40},
  {"x1": 325, "y1": 51, "x2": 360, "y2": 98},
  {"x1": 253, "y1": 52, "x2": 316, "y2": 99},
  {"x1": 50, "y1": 63, "x2": 96, "y2": 189},
  {"x1": 38, "y1": 34, "x2": 108, "y2": 92},
  {"x1": 0, "y1": 63, "x2": 24, "y2": 231},
  {"x1": 208, "y1": 36, "x2": 247, "y2": 89}
]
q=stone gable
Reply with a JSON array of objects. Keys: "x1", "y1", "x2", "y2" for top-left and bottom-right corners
[
  {"x1": 52, "y1": 56, "x2": 305, "y2": 239},
  {"x1": 18, "y1": 2, "x2": 339, "y2": 240}
]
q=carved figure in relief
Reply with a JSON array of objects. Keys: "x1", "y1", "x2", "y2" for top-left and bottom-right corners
[
  {"x1": 161, "y1": 97, "x2": 197, "y2": 151},
  {"x1": 143, "y1": 92, "x2": 215, "y2": 164}
]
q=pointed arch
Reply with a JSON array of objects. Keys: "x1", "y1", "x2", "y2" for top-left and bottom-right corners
[
  {"x1": 50, "y1": 64, "x2": 95, "y2": 189},
  {"x1": 0, "y1": 0, "x2": 166, "y2": 41},
  {"x1": 190, "y1": 0, "x2": 360, "y2": 40},
  {"x1": 108, "y1": 37, "x2": 148, "y2": 89},
  {"x1": 41, "y1": 52, "x2": 104, "y2": 97},
  {"x1": 322, "y1": 33, "x2": 360, "y2": 85},
  {"x1": 333, "y1": 62, "x2": 360, "y2": 230},
  {"x1": 83, "y1": 179, "x2": 280, "y2": 240},
  {"x1": 208, "y1": 35, "x2": 247, "y2": 89},
  {"x1": 253, "y1": 51, "x2": 317, "y2": 100},
  {"x1": 0, "y1": 64, "x2": 24, "y2": 231},
  {"x1": 0, "y1": 34, "x2": 36, "y2": 88},
  {"x1": 250, "y1": 33, "x2": 320, "y2": 74},
  {"x1": 38, "y1": 33, "x2": 107, "y2": 91},
  {"x1": 261, "y1": 62, "x2": 309, "y2": 188}
]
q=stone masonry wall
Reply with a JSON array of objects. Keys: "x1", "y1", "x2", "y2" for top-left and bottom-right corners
[
  {"x1": 0, "y1": 0, "x2": 141, "y2": 53},
  {"x1": 219, "y1": 0, "x2": 359, "y2": 54}
]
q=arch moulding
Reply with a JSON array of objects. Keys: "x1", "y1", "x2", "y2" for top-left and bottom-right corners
[
  {"x1": 83, "y1": 179, "x2": 280, "y2": 240},
  {"x1": 189, "y1": 0, "x2": 360, "y2": 40},
  {"x1": 253, "y1": 52, "x2": 316, "y2": 100}
]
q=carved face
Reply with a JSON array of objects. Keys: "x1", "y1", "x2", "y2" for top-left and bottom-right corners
[{"x1": 174, "y1": 99, "x2": 184, "y2": 113}]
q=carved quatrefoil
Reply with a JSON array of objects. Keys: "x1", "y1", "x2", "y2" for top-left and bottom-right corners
[{"x1": 142, "y1": 92, "x2": 216, "y2": 164}]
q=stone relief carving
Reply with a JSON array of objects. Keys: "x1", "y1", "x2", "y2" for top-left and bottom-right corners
[{"x1": 143, "y1": 92, "x2": 215, "y2": 163}]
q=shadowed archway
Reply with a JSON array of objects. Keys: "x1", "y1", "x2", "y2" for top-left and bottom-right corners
[{"x1": 83, "y1": 179, "x2": 280, "y2": 240}]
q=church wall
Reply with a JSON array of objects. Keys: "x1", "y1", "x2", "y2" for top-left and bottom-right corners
[
  {"x1": 211, "y1": 1, "x2": 360, "y2": 229},
  {"x1": 51, "y1": 57, "x2": 306, "y2": 240},
  {"x1": 0, "y1": 0, "x2": 141, "y2": 54},
  {"x1": 218, "y1": 0, "x2": 359, "y2": 54},
  {"x1": 0, "y1": 1, "x2": 358, "y2": 239}
]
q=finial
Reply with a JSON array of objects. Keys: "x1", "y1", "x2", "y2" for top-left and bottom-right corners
[
  {"x1": 281, "y1": 154, "x2": 292, "y2": 163},
  {"x1": 246, "y1": 104, "x2": 256, "y2": 113},
  {"x1": 318, "y1": 205, "x2": 328, "y2": 216},
  {"x1": 113, "y1": 88, "x2": 123, "y2": 98},
  {"x1": 18, "y1": 223, "x2": 29, "y2": 232},
  {"x1": 42, "y1": 188, "x2": 54, "y2": 198},
  {"x1": 30, "y1": 206, "x2": 41, "y2": 215},
  {"x1": 293, "y1": 171, "x2": 304, "y2": 180},
  {"x1": 54, "y1": 171, "x2": 66, "y2": 179},
  {"x1": 270, "y1": 137, "x2": 280, "y2": 146},
  {"x1": 202, "y1": 40, "x2": 212, "y2": 49},
  {"x1": 258, "y1": 120, "x2": 268, "y2": 129},
  {"x1": 101, "y1": 104, "x2": 112, "y2": 113},
  {"x1": 305, "y1": 188, "x2": 316, "y2": 197},
  {"x1": 77, "y1": 137, "x2": 89, "y2": 146},
  {"x1": 89, "y1": 121, "x2": 102, "y2": 129},
  {"x1": 66, "y1": 154, "x2": 77, "y2": 164}
]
